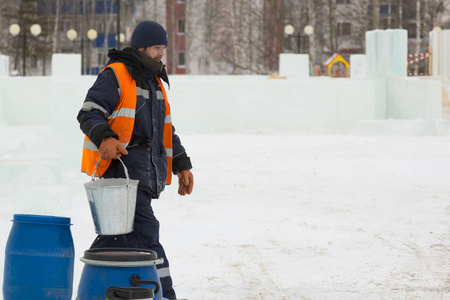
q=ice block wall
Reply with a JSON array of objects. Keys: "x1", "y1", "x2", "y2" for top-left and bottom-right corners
[
  {"x1": 279, "y1": 54, "x2": 309, "y2": 78},
  {"x1": 365, "y1": 29, "x2": 408, "y2": 78},
  {"x1": 365, "y1": 29, "x2": 409, "y2": 119},
  {"x1": 51, "y1": 54, "x2": 82, "y2": 77},
  {"x1": 350, "y1": 54, "x2": 366, "y2": 79},
  {"x1": 0, "y1": 54, "x2": 8, "y2": 123},
  {"x1": 365, "y1": 29, "x2": 442, "y2": 120},
  {"x1": 166, "y1": 76, "x2": 375, "y2": 132},
  {"x1": 0, "y1": 54, "x2": 9, "y2": 77},
  {"x1": 0, "y1": 34, "x2": 445, "y2": 136},
  {"x1": 0, "y1": 54, "x2": 92, "y2": 172},
  {"x1": 391, "y1": 30, "x2": 408, "y2": 77}
]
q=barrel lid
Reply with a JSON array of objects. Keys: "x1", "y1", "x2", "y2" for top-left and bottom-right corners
[
  {"x1": 13, "y1": 214, "x2": 71, "y2": 225},
  {"x1": 84, "y1": 248, "x2": 157, "y2": 262}
]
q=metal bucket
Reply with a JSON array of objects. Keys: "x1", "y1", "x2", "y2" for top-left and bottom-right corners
[{"x1": 84, "y1": 158, "x2": 139, "y2": 235}]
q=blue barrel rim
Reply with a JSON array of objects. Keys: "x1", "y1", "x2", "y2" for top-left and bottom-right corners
[
  {"x1": 12, "y1": 214, "x2": 71, "y2": 226},
  {"x1": 84, "y1": 248, "x2": 157, "y2": 262}
]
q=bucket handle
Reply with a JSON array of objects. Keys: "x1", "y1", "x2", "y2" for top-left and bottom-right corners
[{"x1": 92, "y1": 157, "x2": 131, "y2": 187}]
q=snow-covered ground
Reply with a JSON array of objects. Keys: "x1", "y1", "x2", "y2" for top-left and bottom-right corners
[{"x1": 0, "y1": 125, "x2": 449, "y2": 299}]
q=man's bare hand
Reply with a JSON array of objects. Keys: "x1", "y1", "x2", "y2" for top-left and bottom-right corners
[{"x1": 177, "y1": 169, "x2": 194, "y2": 196}]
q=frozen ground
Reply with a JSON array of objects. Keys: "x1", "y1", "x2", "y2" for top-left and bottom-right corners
[{"x1": 0, "y1": 126, "x2": 449, "y2": 299}]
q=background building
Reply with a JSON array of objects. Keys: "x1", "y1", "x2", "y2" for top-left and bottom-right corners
[{"x1": 166, "y1": 0, "x2": 186, "y2": 74}]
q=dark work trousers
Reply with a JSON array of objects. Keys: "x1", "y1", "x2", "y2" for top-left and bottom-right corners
[{"x1": 90, "y1": 188, "x2": 176, "y2": 300}]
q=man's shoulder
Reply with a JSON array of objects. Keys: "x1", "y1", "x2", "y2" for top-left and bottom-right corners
[{"x1": 101, "y1": 68, "x2": 120, "y2": 89}]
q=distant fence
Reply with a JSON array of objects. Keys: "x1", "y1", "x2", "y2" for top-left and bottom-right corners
[{"x1": 407, "y1": 53, "x2": 430, "y2": 76}]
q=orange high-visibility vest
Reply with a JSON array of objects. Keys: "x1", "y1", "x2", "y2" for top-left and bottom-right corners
[{"x1": 81, "y1": 62, "x2": 173, "y2": 184}]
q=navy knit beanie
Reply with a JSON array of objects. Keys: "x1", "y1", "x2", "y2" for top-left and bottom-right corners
[{"x1": 131, "y1": 21, "x2": 168, "y2": 48}]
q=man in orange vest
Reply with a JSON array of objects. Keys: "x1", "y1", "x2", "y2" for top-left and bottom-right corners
[{"x1": 77, "y1": 21, "x2": 193, "y2": 300}]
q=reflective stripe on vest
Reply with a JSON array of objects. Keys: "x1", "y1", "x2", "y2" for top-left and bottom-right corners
[{"x1": 81, "y1": 63, "x2": 173, "y2": 184}]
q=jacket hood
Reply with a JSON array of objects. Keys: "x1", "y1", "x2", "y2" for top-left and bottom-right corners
[{"x1": 107, "y1": 47, "x2": 169, "y2": 86}]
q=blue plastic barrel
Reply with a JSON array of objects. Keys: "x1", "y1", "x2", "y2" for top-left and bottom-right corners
[
  {"x1": 78, "y1": 248, "x2": 163, "y2": 300},
  {"x1": 3, "y1": 214, "x2": 75, "y2": 300}
]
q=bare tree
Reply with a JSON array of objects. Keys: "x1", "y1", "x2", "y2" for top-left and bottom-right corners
[
  {"x1": 307, "y1": 0, "x2": 317, "y2": 64},
  {"x1": 101, "y1": 0, "x2": 116, "y2": 64},
  {"x1": 209, "y1": 0, "x2": 244, "y2": 73},
  {"x1": 416, "y1": 0, "x2": 422, "y2": 55},
  {"x1": 340, "y1": 0, "x2": 370, "y2": 52},
  {"x1": 186, "y1": 0, "x2": 217, "y2": 74},
  {"x1": 423, "y1": 0, "x2": 448, "y2": 29},
  {"x1": 399, "y1": 0, "x2": 403, "y2": 27},
  {"x1": 52, "y1": 0, "x2": 60, "y2": 53},
  {"x1": 188, "y1": 0, "x2": 270, "y2": 74},
  {"x1": 1, "y1": 0, "x2": 21, "y2": 71},
  {"x1": 166, "y1": 0, "x2": 175, "y2": 73},
  {"x1": 327, "y1": 0, "x2": 337, "y2": 54},
  {"x1": 224, "y1": 0, "x2": 269, "y2": 74}
]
